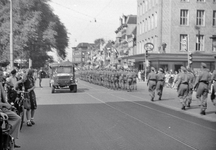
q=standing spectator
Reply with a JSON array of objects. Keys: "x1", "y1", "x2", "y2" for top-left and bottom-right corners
[
  {"x1": 0, "y1": 68, "x2": 21, "y2": 148},
  {"x1": 172, "y1": 71, "x2": 179, "y2": 89},
  {"x1": 141, "y1": 70, "x2": 145, "y2": 81},
  {"x1": 17, "y1": 69, "x2": 37, "y2": 126},
  {"x1": 138, "y1": 70, "x2": 141, "y2": 81},
  {"x1": 38, "y1": 67, "x2": 45, "y2": 88}
]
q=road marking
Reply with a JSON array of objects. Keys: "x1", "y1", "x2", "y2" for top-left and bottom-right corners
[
  {"x1": 86, "y1": 92, "x2": 198, "y2": 150},
  {"x1": 109, "y1": 93, "x2": 216, "y2": 132}
]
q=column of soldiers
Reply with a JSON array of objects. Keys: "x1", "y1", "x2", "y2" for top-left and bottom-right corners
[
  {"x1": 147, "y1": 63, "x2": 216, "y2": 115},
  {"x1": 79, "y1": 68, "x2": 137, "y2": 92}
]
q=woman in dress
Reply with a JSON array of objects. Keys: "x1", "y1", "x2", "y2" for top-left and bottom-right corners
[{"x1": 17, "y1": 69, "x2": 37, "y2": 126}]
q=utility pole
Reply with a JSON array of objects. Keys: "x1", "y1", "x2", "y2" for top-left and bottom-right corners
[{"x1": 10, "y1": 0, "x2": 13, "y2": 69}]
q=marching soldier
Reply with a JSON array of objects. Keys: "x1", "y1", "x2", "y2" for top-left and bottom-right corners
[
  {"x1": 156, "y1": 68, "x2": 165, "y2": 100},
  {"x1": 176, "y1": 66, "x2": 190, "y2": 110},
  {"x1": 186, "y1": 67, "x2": 196, "y2": 107},
  {"x1": 210, "y1": 70, "x2": 216, "y2": 113},
  {"x1": 194, "y1": 63, "x2": 211, "y2": 115},
  {"x1": 126, "y1": 69, "x2": 133, "y2": 92},
  {"x1": 147, "y1": 67, "x2": 157, "y2": 101}
]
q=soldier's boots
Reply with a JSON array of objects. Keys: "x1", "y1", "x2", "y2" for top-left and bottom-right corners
[
  {"x1": 200, "y1": 110, "x2": 206, "y2": 115},
  {"x1": 181, "y1": 105, "x2": 186, "y2": 110}
]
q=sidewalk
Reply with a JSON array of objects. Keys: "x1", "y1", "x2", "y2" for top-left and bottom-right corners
[{"x1": 137, "y1": 81, "x2": 216, "y2": 122}]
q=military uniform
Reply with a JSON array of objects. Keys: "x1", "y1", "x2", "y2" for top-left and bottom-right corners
[
  {"x1": 210, "y1": 70, "x2": 216, "y2": 113},
  {"x1": 176, "y1": 66, "x2": 190, "y2": 110},
  {"x1": 194, "y1": 63, "x2": 211, "y2": 115},
  {"x1": 147, "y1": 67, "x2": 157, "y2": 101},
  {"x1": 186, "y1": 68, "x2": 196, "y2": 107},
  {"x1": 156, "y1": 68, "x2": 165, "y2": 100}
]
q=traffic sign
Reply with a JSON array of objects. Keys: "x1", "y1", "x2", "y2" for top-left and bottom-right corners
[{"x1": 144, "y1": 42, "x2": 154, "y2": 51}]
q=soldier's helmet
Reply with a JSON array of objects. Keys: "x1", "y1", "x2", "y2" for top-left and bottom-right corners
[
  {"x1": 159, "y1": 68, "x2": 163, "y2": 73},
  {"x1": 181, "y1": 66, "x2": 187, "y2": 72},
  {"x1": 201, "y1": 62, "x2": 207, "y2": 69}
]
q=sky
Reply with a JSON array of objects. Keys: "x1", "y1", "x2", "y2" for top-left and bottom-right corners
[{"x1": 47, "y1": 0, "x2": 137, "y2": 61}]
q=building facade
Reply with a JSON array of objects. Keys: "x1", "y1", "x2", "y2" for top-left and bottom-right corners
[
  {"x1": 135, "y1": 0, "x2": 216, "y2": 71},
  {"x1": 115, "y1": 15, "x2": 137, "y2": 58},
  {"x1": 72, "y1": 43, "x2": 94, "y2": 67}
]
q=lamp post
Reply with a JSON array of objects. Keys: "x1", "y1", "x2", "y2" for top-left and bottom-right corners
[{"x1": 9, "y1": 0, "x2": 13, "y2": 69}]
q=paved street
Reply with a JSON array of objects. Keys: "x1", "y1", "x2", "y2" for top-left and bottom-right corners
[{"x1": 17, "y1": 78, "x2": 216, "y2": 150}]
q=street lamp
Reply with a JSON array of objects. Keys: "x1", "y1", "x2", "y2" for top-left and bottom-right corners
[{"x1": 9, "y1": 0, "x2": 13, "y2": 69}]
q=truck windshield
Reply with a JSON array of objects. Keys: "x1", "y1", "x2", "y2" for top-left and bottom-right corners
[{"x1": 56, "y1": 67, "x2": 73, "y2": 73}]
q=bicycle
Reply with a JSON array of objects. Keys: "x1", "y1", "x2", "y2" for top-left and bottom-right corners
[
  {"x1": 8, "y1": 89, "x2": 27, "y2": 130},
  {"x1": 0, "y1": 114, "x2": 15, "y2": 150}
]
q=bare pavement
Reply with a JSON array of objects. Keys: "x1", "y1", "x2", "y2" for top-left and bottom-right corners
[{"x1": 17, "y1": 78, "x2": 216, "y2": 150}]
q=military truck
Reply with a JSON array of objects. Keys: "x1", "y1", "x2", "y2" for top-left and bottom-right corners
[{"x1": 49, "y1": 61, "x2": 77, "y2": 93}]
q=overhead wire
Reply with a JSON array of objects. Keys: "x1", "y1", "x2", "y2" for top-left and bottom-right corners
[{"x1": 49, "y1": 1, "x2": 94, "y2": 19}]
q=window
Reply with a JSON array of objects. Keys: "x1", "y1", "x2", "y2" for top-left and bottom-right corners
[
  {"x1": 143, "y1": 1, "x2": 145, "y2": 14},
  {"x1": 212, "y1": 36, "x2": 216, "y2": 52},
  {"x1": 140, "y1": 4, "x2": 143, "y2": 16},
  {"x1": 152, "y1": 0, "x2": 155, "y2": 7},
  {"x1": 155, "y1": 35, "x2": 158, "y2": 52},
  {"x1": 181, "y1": 0, "x2": 189, "y2": 2},
  {"x1": 196, "y1": 35, "x2": 204, "y2": 51},
  {"x1": 196, "y1": 10, "x2": 205, "y2": 26},
  {"x1": 148, "y1": 17, "x2": 150, "y2": 31},
  {"x1": 180, "y1": 10, "x2": 189, "y2": 25},
  {"x1": 213, "y1": 11, "x2": 216, "y2": 26},
  {"x1": 197, "y1": 0, "x2": 205, "y2": 2},
  {"x1": 146, "y1": 0, "x2": 148, "y2": 11},
  {"x1": 149, "y1": 16, "x2": 151, "y2": 30},
  {"x1": 145, "y1": 18, "x2": 148, "y2": 32},
  {"x1": 152, "y1": 14, "x2": 155, "y2": 28},
  {"x1": 155, "y1": 12, "x2": 158, "y2": 27},
  {"x1": 214, "y1": 0, "x2": 216, "y2": 3},
  {"x1": 180, "y1": 34, "x2": 188, "y2": 51}
]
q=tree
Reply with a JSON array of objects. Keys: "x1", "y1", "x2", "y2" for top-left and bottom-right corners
[
  {"x1": 0, "y1": 0, "x2": 69, "y2": 68},
  {"x1": 94, "y1": 38, "x2": 105, "y2": 50}
]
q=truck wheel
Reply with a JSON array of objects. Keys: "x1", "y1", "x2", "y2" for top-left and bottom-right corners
[
  {"x1": 51, "y1": 86, "x2": 55, "y2": 93},
  {"x1": 69, "y1": 85, "x2": 73, "y2": 92},
  {"x1": 73, "y1": 85, "x2": 77, "y2": 93},
  {"x1": 70, "y1": 85, "x2": 77, "y2": 93}
]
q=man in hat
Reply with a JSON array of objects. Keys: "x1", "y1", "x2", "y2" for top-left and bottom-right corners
[
  {"x1": 156, "y1": 68, "x2": 165, "y2": 100},
  {"x1": 6, "y1": 69, "x2": 19, "y2": 103},
  {"x1": 176, "y1": 66, "x2": 190, "y2": 110},
  {"x1": 194, "y1": 63, "x2": 211, "y2": 115},
  {"x1": 147, "y1": 67, "x2": 157, "y2": 101}
]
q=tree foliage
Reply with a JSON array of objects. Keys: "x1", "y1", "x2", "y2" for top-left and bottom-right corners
[
  {"x1": 0, "y1": 0, "x2": 69, "y2": 68},
  {"x1": 94, "y1": 38, "x2": 105, "y2": 49}
]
